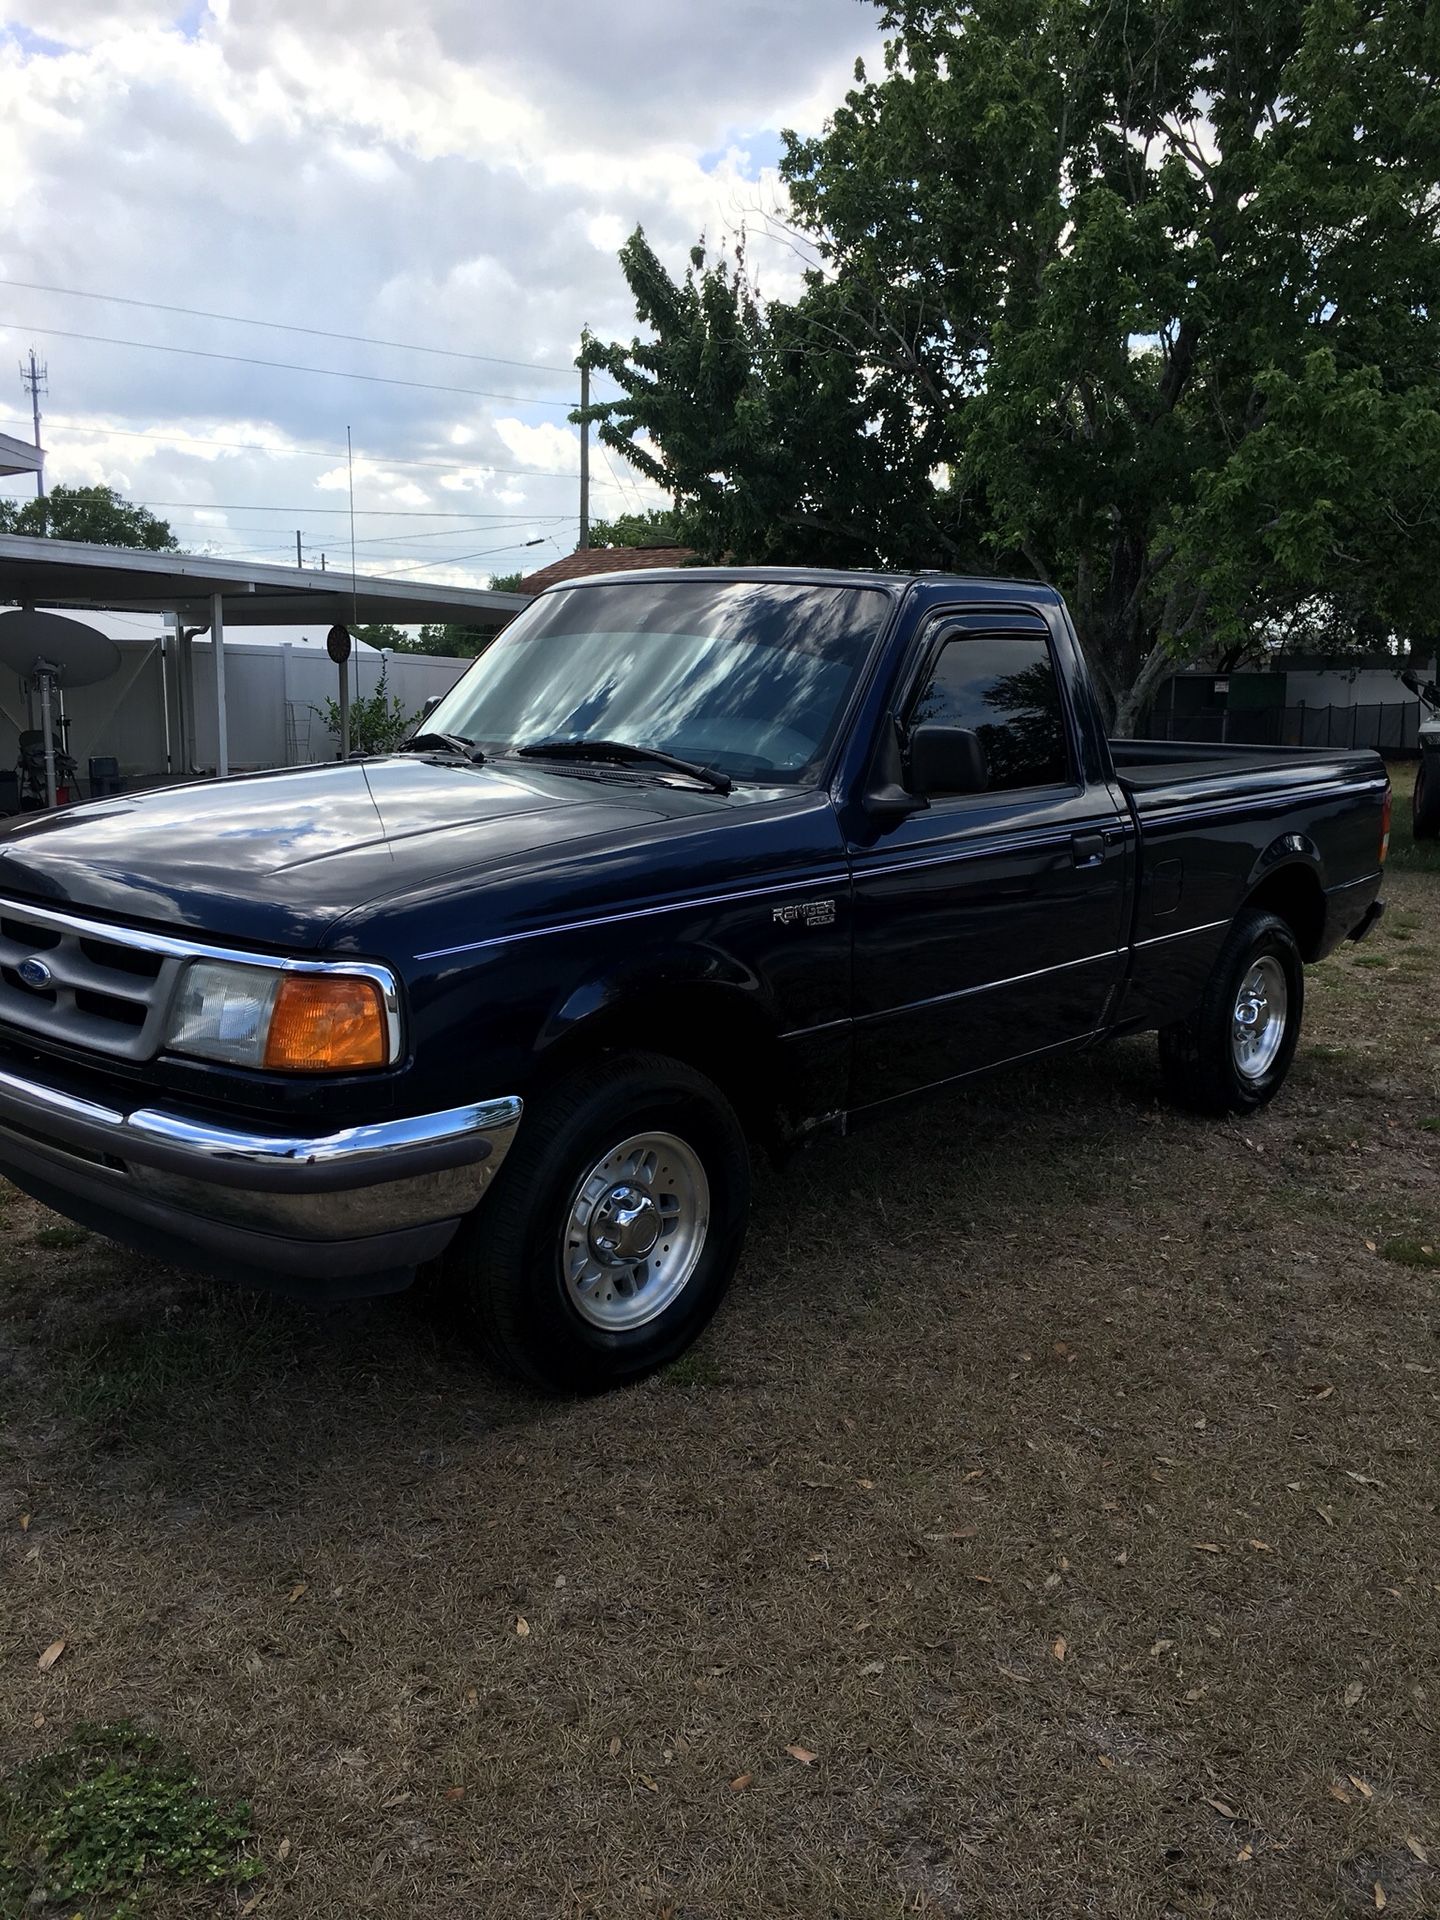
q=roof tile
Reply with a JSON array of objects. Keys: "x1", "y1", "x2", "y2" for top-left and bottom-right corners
[{"x1": 519, "y1": 546, "x2": 696, "y2": 593}]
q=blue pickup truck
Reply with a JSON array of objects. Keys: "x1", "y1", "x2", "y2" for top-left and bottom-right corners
[{"x1": 0, "y1": 570, "x2": 1389, "y2": 1388}]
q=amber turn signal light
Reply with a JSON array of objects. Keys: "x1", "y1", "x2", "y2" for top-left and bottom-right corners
[
  {"x1": 262, "y1": 974, "x2": 388, "y2": 1071},
  {"x1": 1380, "y1": 783, "x2": 1392, "y2": 865}
]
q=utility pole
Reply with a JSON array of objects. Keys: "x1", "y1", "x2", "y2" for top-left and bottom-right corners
[
  {"x1": 20, "y1": 349, "x2": 46, "y2": 499},
  {"x1": 295, "y1": 529, "x2": 302, "y2": 568},
  {"x1": 578, "y1": 353, "x2": 590, "y2": 550}
]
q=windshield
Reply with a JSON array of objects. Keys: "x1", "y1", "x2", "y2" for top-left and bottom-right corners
[{"x1": 421, "y1": 578, "x2": 892, "y2": 784}]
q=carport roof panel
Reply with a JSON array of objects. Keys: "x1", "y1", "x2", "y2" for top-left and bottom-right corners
[
  {"x1": 0, "y1": 533, "x2": 529, "y2": 628},
  {"x1": 0, "y1": 433, "x2": 44, "y2": 477}
]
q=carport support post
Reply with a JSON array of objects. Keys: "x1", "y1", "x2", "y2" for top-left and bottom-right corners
[
  {"x1": 36, "y1": 670, "x2": 57, "y2": 809},
  {"x1": 210, "y1": 592, "x2": 230, "y2": 777}
]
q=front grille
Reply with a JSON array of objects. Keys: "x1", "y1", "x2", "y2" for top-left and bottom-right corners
[{"x1": 0, "y1": 900, "x2": 182, "y2": 1061}]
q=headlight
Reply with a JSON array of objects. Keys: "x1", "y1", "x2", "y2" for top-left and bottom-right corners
[{"x1": 166, "y1": 961, "x2": 394, "y2": 1072}]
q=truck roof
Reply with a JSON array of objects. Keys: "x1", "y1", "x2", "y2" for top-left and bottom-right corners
[{"x1": 536, "y1": 564, "x2": 1066, "y2": 602}]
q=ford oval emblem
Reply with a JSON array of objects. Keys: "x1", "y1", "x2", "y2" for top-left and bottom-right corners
[{"x1": 16, "y1": 956, "x2": 52, "y2": 990}]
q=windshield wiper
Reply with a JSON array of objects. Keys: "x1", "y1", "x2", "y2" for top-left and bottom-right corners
[
  {"x1": 399, "y1": 730, "x2": 485, "y2": 762},
  {"x1": 515, "y1": 738, "x2": 733, "y2": 795}
]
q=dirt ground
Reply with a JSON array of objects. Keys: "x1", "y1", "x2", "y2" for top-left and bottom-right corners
[{"x1": 2, "y1": 769, "x2": 1437, "y2": 1919}]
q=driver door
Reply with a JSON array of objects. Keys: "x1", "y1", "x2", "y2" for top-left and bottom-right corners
[{"x1": 848, "y1": 613, "x2": 1130, "y2": 1107}]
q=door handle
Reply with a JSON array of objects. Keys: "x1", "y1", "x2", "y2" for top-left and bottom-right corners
[{"x1": 1071, "y1": 831, "x2": 1106, "y2": 868}]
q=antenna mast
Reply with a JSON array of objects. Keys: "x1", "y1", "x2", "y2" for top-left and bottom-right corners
[{"x1": 20, "y1": 349, "x2": 46, "y2": 498}]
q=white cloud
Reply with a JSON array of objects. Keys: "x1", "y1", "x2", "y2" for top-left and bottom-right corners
[
  {"x1": 0, "y1": 0, "x2": 884, "y2": 583},
  {"x1": 492, "y1": 419, "x2": 581, "y2": 473}
]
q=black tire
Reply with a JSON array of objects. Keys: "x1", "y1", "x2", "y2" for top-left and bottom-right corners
[
  {"x1": 1157, "y1": 908, "x2": 1304, "y2": 1116},
  {"x1": 445, "y1": 1051, "x2": 750, "y2": 1392},
  {"x1": 1414, "y1": 758, "x2": 1440, "y2": 840}
]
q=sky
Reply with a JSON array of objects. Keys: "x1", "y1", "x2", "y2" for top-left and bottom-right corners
[{"x1": 0, "y1": 0, "x2": 879, "y2": 597}]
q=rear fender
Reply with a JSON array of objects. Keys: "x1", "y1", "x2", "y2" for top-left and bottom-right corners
[
  {"x1": 1245, "y1": 830, "x2": 1326, "y2": 896},
  {"x1": 1241, "y1": 835, "x2": 1328, "y2": 960}
]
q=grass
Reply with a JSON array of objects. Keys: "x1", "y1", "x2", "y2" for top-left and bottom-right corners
[
  {"x1": 51, "y1": 1308, "x2": 286, "y2": 1440},
  {"x1": 0, "y1": 1723, "x2": 261, "y2": 1917},
  {"x1": 1381, "y1": 1238, "x2": 1440, "y2": 1270},
  {"x1": 0, "y1": 808, "x2": 1437, "y2": 1917},
  {"x1": 31, "y1": 1226, "x2": 89, "y2": 1251},
  {"x1": 662, "y1": 1344, "x2": 727, "y2": 1390}
]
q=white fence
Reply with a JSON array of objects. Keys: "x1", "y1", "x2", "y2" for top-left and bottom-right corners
[{"x1": 0, "y1": 639, "x2": 475, "y2": 794}]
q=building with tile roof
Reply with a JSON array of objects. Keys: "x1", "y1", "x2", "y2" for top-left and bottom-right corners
[{"x1": 519, "y1": 544, "x2": 696, "y2": 593}]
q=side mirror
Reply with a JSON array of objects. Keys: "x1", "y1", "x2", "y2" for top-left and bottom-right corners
[
  {"x1": 420, "y1": 694, "x2": 441, "y2": 720},
  {"x1": 1402, "y1": 670, "x2": 1421, "y2": 695},
  {"x1": 909, "y1": 723, "x2": 988, "y2": 797}
]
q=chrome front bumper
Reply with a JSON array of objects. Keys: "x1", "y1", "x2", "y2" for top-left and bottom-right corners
[{"x1": 0, "y1": 1065, "x2": 522, "y2": 1292}]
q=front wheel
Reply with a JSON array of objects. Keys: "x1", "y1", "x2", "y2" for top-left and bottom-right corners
[
  {"x1": 1157, "y1": 908, "x2": 1304, "y2": 1115},
  {"x1": 446, "y1": 1051, "x2": 750, "y2": 1392}
]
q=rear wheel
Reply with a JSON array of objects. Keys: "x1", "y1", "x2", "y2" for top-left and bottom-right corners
[
  {"x1": 1158, "y1": 908, "x2": 1304, "y2": 1115},
  {"x1": 445, "y1": 1051, "x2": 750, "y2": 1392},
  {"x1": 1413, "y1": 757, "x2": 1440, "y2": 840}
]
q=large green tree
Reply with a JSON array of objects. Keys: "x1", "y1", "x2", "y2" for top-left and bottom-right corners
[
  {"x1": 588, "y1": 508, "x2": 684, "y2": 548},
  {"x1": 582, "y1": 0, "x2": 1440, "y2": 729},
  {"x1": 0, "y1": 484, "x2": 178, "y2": 551},
  {"x1": 356, "y1": 620, "x2": 495, "y2": 658}
]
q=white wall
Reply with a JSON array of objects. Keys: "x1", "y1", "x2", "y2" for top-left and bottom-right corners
[
  {"x1": 0, "y1": 636, "x2": 476, "y2": 791},
  {"x1": 182, "y1": 641, "x2": 475, "y2": 773},
  {"x1": 1286, "y1": 662, "x2": 1437, "y2": 708}
]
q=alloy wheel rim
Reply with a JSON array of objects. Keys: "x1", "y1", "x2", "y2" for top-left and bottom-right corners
[
  {"x1": 562, "y1": 1130, "x2": 709, "y2": 1331},
  {"x1": 1231, "y1": 954, "x2": 1288, "y2": 1079}
]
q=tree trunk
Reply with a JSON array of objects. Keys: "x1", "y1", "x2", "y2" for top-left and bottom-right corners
[
  {"x1": 1110, "y1": 684, "x2": 1146, "y2": 739},
  {"x1": 1110, "y1": 637, "x2": 1176, "y2": 738}
]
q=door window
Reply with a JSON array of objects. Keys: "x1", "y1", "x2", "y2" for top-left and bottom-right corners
[{"x1": 909, "y1": 631, "x2": 1070, "y2": 792}]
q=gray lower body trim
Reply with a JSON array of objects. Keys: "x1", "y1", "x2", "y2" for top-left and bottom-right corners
[
  {"x1": 1132, "y1": 917, "x2": 1230, "y2": 948},
  {"x1": 852, "y1": 946, "x2": 1125, "y2": 1027}
]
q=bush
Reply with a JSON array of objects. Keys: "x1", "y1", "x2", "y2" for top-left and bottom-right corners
[{"x1": 313, "y1": 661, "x2": 417, "y2": 757}]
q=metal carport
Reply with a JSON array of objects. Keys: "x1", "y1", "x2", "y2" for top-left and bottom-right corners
[{"x1": 0, "y1": 534, "x2": 528, "y2": 779}]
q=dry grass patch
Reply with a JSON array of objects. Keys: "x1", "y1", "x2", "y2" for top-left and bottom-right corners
[{"x1": 2, "y1": 783, "x2": 1437, "y2": 1918}]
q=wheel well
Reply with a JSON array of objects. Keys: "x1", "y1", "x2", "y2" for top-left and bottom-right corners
[
  {"x1": 1244, "y1": 863, "x2": 1327, "y2": 961},
  {"x1": 533, "y1": 989, "x2": 784, "y2": 1145}
]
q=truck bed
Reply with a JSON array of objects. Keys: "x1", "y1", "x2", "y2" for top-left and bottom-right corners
[
  {"x1": 1105, "y1": 736, "x2": 1387, "y2": 1037},
  {"x1": 1110, "y1": 737, "x2": 1384, "y2": 807}
]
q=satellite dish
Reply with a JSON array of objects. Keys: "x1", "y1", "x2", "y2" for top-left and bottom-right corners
[
  {"x1": 0, "y1": 611, "x2": 120, "y2": 808},
  {"x1": 0, "y1": 609, "x2": 120, "y2": 687}
]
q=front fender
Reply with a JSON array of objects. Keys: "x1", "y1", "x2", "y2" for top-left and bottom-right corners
[{"x1": 537, "y1": 940, "x2": 773, "y2": 1058}]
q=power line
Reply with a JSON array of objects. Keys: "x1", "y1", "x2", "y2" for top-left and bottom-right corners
[
  {"x1": 159, "y1": 511, "x2": 571, "y2": 530},
  {"x1": 183, "y1": 532, "x2": 577, "y2": 565},
  {"x1": 0, "y1": 413, "x2": 668, "y2": 491},
  {"x1": 135, "y1": 499, "x2": 570, "y2": 518},
  {"x1": 597, "y1": 436, "x2": 664, "y2": 518},
  {"x1": 370, "y1": 538, "x2": 547, "y2": 579},
  {"x1": 0, "y1": 276, "x2": 578, "y2": 376},
  {"x1": 158, "y1": 516, "x2": 573, "y2": 548},
  {"x1": 0, "y1": 320, "x2": 576, "y2": 407},
  {"x1": 350, "y1": 518, "x2": 573, "y2": 548}
]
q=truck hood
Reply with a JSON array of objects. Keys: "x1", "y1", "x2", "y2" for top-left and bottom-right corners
[{"x1": 0, "y1": 755, "x2": 683, "y2": 948}]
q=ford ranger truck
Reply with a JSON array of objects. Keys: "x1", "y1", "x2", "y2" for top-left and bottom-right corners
[{"x1": 0, "y1": 571, "x2": 1389, "y2": 1389}]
